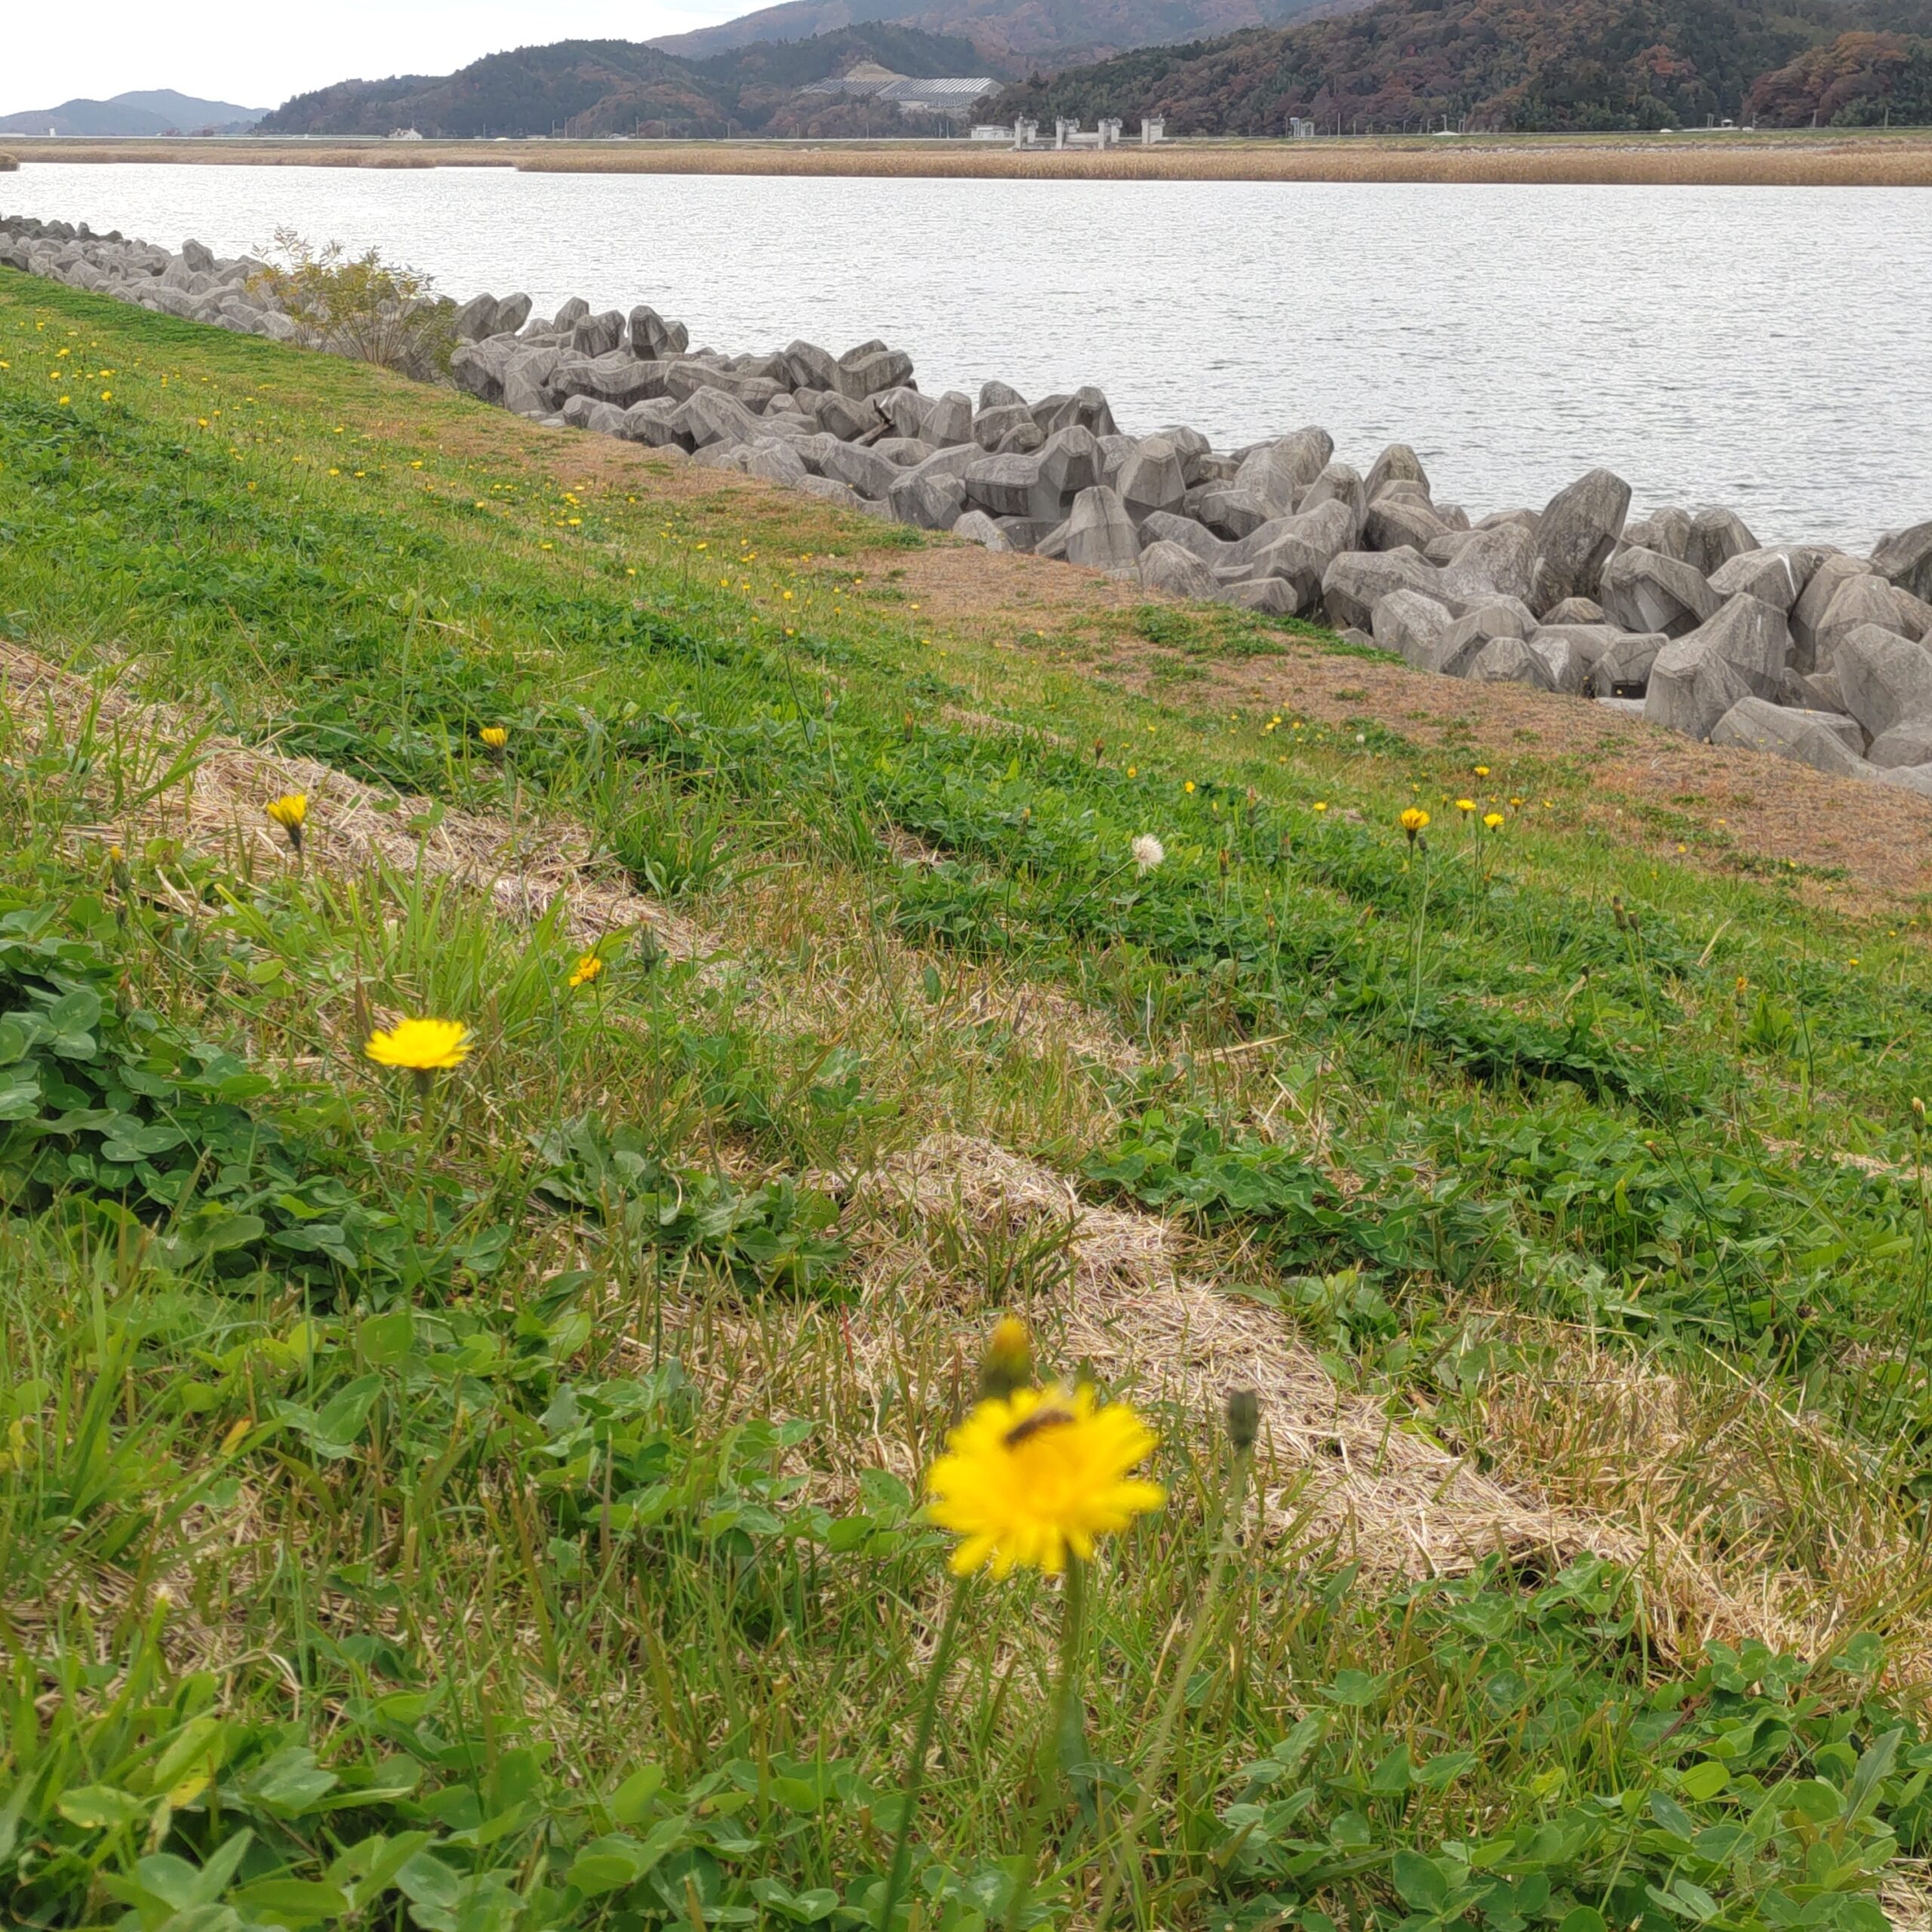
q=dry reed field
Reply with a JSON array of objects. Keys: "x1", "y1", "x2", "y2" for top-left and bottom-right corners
[{"x1": 10, "y1": 131, "x2": 1932, "y2": 185}]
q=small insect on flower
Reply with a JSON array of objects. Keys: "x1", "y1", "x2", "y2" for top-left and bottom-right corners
[
  {"x1": 478, "y1": 726, "x2": 509, "y2": 752},
  {"x1": 926, "y1": 1382, "x2": 1164, "y2": 1579},
  {"x1": 264, "y1": 792, "x2": 307, "y2": 853},
  {"x1": 1132, "y1": 833, "x2": 1166, "y2": 873},
  {"x1": 568, "y1": 952, "x2": 604, "y2": 989},
  {"x1": 365, "y1": 1017, "x2": 474, "y2": 1074}
]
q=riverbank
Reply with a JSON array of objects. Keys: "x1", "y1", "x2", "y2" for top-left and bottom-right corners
[
  {"x1": 9, "y1": 128, "x2": 1932, "y2": 185},
  {"x1": 5, "y1": 261, "x2": 1932, "y2": 1931},
  {"x1": 11, "y1": 206, "x2": 1930, "y2": 795}
]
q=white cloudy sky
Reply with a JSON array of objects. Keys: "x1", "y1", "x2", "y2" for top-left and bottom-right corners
[{"x1": 5, "y1": 0, "x2": 754, "y2": 117}]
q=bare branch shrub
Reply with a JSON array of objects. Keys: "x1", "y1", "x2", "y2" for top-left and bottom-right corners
[{"x1": 247, "y1": 226, "x2": 455, "y2": 380}]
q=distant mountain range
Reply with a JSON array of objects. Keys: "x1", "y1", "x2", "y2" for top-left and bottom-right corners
[
  {"x1": 646, "y1": 0, "x2": 1355, "y2": 69},
  {"x1": 259, "y1": 29, "x2": 1024, "y2": 140},
  {"x1": 257, "y1": 0, "x2": 1366, "y2": 140},
  {"x1": 0, "y1": 89, "x2": 266, "y2": 137},
  {"x1": 994, "y1": 0, "x2": 1932, "y2": 130}
]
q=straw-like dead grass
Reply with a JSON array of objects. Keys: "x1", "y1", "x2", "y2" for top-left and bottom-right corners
[
  {"x1": 826, "y1": 1130, "x2": 1932, "y2": 1669},
  {"x1": 1477, "y1": 1345, "x2": 1932, "y2": 1676},
  {"x1": 15, "y1": 134, "x2": 1932, "y2": 187},
  {"x1": 0, "y1": 641, "x2": 699, "y2": 956}
]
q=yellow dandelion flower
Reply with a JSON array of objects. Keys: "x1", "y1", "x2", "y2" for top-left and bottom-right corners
[
  {"x1": 926, "y1": 1382, "x2": 1163, "y2": 1579},
  {"x1": 1183, "y1": 780, "x2": 1196, "y2": 794},
  {"x1": 365, "y1": 1017, "x2": 473, "y2": 1073},
  {"x1": 478, "y1": 726, "x2": 509, "y2": 751},
  {"x1": 264, "y1": 792, "x2": 307, "y2": 851},
  {"x1": 1400, "y1": 807, "x2": 1430, "y2": 837},
  {"x1": 1455, "y1": 798, "x2": 1475, "y2": 814},
  {"x1": 1483, "y1": 811, "x2": 1505, "y2": 830},
  {"x1": 568, "y1": 952, "x2": 604, "y2": 989},
  {"x1": 1474, "y1": 764, "x2": 1491, "y2": 777},
  {"x1": 1313, "y1": 801, "x2": 1328, "y2": 814}
]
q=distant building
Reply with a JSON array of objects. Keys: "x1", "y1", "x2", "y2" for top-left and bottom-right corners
[
  {"x1": 389, "y1": 127, "x2": 424, "y2": 140},
  {"x1": 799, "y1": 66, "x2": 998, "y2": 122}
]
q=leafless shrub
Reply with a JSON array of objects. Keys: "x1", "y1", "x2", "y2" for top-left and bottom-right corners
[{"x1": 246, "y1": 225, "x2": 455, "y2": 379}]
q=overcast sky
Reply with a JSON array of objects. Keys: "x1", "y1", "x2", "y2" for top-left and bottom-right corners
[{"x1": 5, "y1": 0, "x2": 754, "y2": 117}]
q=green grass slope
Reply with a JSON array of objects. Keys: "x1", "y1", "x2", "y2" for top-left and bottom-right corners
[{"x1": 4, "y1": 278, "x2": 1932, "y2": 1932}]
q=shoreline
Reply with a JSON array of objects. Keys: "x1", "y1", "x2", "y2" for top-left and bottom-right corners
[
  {"x1": 6, "y1": 206, "x2": 1931, "y2": 803},
  {"x1": 6, "y1": 132, "x2": 1932, "y2": 187}
]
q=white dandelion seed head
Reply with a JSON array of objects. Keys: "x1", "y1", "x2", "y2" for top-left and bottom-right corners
[{"x1": 1132, "y1": 834, "x2": 1165, "y2": 873}]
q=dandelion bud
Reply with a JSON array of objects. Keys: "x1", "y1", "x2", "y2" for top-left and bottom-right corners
[
  {"x1": 1218, "y1": 848, "x2": 1229, "y2": 878},
  {"x1": 1226, "y1": 1388, "x2": 1260, "y2": 1454},
  {"x1": 1914, "y1": 1097, "x2": 1926, "y2": 1131},
  {"x1": 980, "y1": 1316, "x2": 1034, "y2": 1400},
  {"x1": 1611, "y1": 896, "x2": 1627, "y2": 929},
  {"x1": 1094, "y1": 737, "x2": 1105, "y2": 762},
  {"x1": 265, "y1": 792, "x2": 307, "y2": 853}
]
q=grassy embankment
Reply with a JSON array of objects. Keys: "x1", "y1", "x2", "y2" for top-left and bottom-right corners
[
  {"x1": 9, "y1": 132, "x2": 1932, "y2": 184},
  {"x1": 5, "y1": 275, "x2": 1932, "y2": 1930}
]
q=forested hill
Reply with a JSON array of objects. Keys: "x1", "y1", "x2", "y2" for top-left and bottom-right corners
[
  {"x1": 257, "y1": 26, "x2": 997, "y2": 140},
  {"x1": 992, "y1": 0, "x2": 1932, "y2": 131},
  {"x1": 647, "y1": 0, "x2": 1359, "y2": 70}
]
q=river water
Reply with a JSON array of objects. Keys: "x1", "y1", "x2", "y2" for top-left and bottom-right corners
[{"x1": 11, "y1": 158, "x2": 1931, "y2": 547}]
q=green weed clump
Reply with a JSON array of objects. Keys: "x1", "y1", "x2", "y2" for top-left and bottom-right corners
[{"x1": 4, "y1": 273, "x2": 1932, "y2": 1932}]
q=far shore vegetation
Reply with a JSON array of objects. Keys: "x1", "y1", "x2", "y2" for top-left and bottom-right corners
[{"x1": 9, "y1": 128, "x2": 1932, "y2": 185}]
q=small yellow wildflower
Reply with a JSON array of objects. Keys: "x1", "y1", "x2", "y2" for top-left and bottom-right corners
[
  {"x1": 1483, "y1": 811, "x2": 1505, "y2": 830},
  {"x1": 926, "y1": 1381, "x2": 1164, "y2": 1579},
  {"x1": 1400, "y1": 807, "x2": 1430, "y2": 839},
  {"x1": 1474, "y1": 764, "x2": 1490, "y2": 777},
  {"x1": 1183, "y1": 780, "x2": 1196, "y2": 794},
  {"x1": 1455, "y1": 798, "x2": 1476, "y2": 814},
  {"x1": 1313, "y1": 801, "x2": 1328, "y2": 814},
  {"x1": 568, "y1": 953, "x2": 605, "y2": 989},
  {"x1": 264, "y1": 792, "x2": 307, "y2": 851},
  {"x1": 478, "y1": 726, "x2": 509, "y2": 751},
  {"x1": 365, "y1": 1017, "x2": 473, "y2": 1073}
]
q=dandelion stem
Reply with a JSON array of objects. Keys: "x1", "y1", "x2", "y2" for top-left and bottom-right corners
[
  {"x1": 1001, "y1": 1555, "x2": 1086, "y2": 1932},
  {"x1": 875, "y1": 1578, "x2": 971, "y2": 1932},
  {"x1": 1091, "y1": 1435, "x2": 1253, "y2": 1931}
]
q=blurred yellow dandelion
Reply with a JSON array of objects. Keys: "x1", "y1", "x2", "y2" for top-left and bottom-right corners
[
  {"x1": 365, "y1": 1017, "x2": 472, "y2": 1073},
  {"x1": 264, "y1": 792, "x2": 307, "y2": 851},
  {"x1": 926, "y1": 1383, "x2": 1164, "y2": 1579}
]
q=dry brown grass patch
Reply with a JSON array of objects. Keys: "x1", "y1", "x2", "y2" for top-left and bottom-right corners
[
  {"x1": 0, "y1": 641, "x2": 700, "y2": 956},
  {"x1": 1474, "y1": 1341, "x2": 1932, "y2": 1681}
]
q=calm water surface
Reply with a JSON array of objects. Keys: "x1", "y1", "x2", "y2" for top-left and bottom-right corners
[{"x1": 14, "y1": 159, "x2": 1932, "y2": 546}]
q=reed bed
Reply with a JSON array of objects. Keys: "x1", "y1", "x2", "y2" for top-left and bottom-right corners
[{"x1": 10, "y1": 132, "x2": 1932, "y2": 185}]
